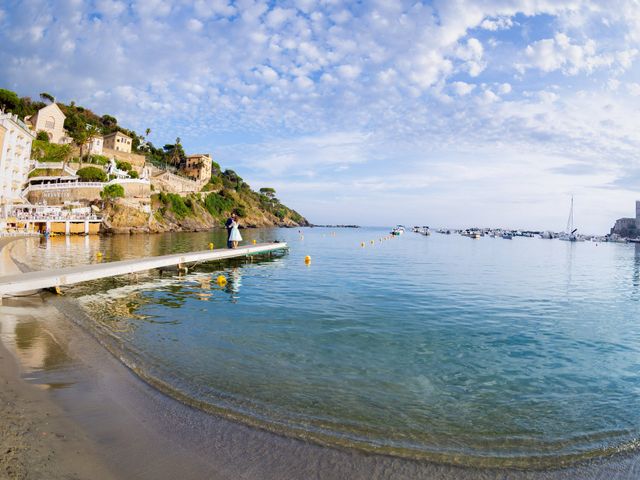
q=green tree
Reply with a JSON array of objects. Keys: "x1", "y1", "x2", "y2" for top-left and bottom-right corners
[
  {"x1": 101, "y1": 114, "x2": 117, "y2": 130},
  {"x1": 39, "y1": 92, "x2": 55, "y2": 104},
  {"x1": 259, "y1": 187, "x2": 276, "y2": 199},
  {"x1": 101, "y1": 184, "x2": 125, "y2": 200},
  {"x1": 36, "y1": 131, "x2": 50, "y2": 142},
  {"x1": 77, "y1": 166, "x2": 108, "y2": 182},
  {"x1": 0, "y1": 89, "x2": 20, "y2": 112}
]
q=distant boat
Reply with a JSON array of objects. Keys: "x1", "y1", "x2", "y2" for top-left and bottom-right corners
[
  {"x1": 501, "y1": 232, "x2": 513, "y2": 239},
  {"x1": 559, "y1": 196, "x2": 581, "y2": 242},
  {"x1": 413, "y1": 226, "x2": 430, "y2": 236},
  {"x1": 391, "y1": 225, "x2": 405, "y2": 236}
]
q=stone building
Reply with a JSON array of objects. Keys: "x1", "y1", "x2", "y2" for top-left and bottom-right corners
[
  {"x1": 183, "y1": 154, "x2": 212, "y2": 183},
  {"x1": 103, "y1": 131, "x2": 132, "y2": 153},
  {"x1": 611, "y1": 201, "x2": 640, "y2": 238},
  {"x1": 25, "y1": 103, "x2": 70, "y2": 144},
  {"x1": 0, "y1": 112, "x2": 36, "y2": 215}
]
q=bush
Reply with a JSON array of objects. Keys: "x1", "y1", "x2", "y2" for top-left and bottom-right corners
[
  {"x1": 116, "y1": 161, "x2": 132, "y2": 172},
  {"x1": 77, "y1": 166, "x2": 107, "y2": 182},
  {"x1": 160, "y1": 192, "x2": 191, "y2": 219},
  {"x1": 36, "y1": 131, "x2": 50, "y2": 142},
  {"x1": 204, "y1": 192, "x2": 234, "y2": 217},
  {"x1": 129, "y1": 170, "x2": 139, "y2": 179},
  {"x1": 234, "y1": 205, "x2": 247, "y2": 217},
  {"x1": 28, "y1": 168, "x2": 64, "y2": 178},
  {"x1": 31, "y1": 140, "x2": 71, "y2": 163},
  {"x1": 101, "y1": 184, "x2": 125, "y2": 199},
  {"x1": 90, "y1": 154, "x2": 109, "y2": 165}
]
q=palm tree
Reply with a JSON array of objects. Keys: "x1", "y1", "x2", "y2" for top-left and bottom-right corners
[{"x1": 84, "y1": 124, "x2": 101, "y2": 164}]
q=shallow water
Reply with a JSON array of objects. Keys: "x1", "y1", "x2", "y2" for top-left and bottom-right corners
[{"x1": 17, "y1": 229, "x2": 640, "y2": 467}]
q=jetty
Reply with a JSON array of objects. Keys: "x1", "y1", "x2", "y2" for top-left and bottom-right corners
[{"x1": 0, "y1": 242, "x2": 287, "y2": 300}]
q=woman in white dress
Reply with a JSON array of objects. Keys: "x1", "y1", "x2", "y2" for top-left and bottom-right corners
[{"x1": 229, "y1": 214, "x2": 242, "y2": 248}]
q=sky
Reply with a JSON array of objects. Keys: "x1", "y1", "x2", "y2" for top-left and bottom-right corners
[{"x1": 1, "y1": 0, "x2": 640, "y2": 232}]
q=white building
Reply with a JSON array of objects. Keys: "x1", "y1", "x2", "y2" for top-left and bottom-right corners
[
  {"x1": 0, "y1": 112, "x2": 35, "y2": 218},
  {"x1": 87, "y1": 135, "x2": 103, "y2": 155},
  {"x1": 24, "y1": 103, "x2": 71, "y2": 144}
]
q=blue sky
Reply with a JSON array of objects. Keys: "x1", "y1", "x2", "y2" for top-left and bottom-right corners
[{"x1": 1, "y1": 0, "x2": 640, "y2": 232}]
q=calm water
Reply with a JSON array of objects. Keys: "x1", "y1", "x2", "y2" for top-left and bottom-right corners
[{"x1": 17, "y1": 229, "x2": 640, "y2": 467}]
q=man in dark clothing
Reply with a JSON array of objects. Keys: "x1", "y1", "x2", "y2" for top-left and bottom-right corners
[{"x1": 225, "y1": 214, "x2": 234, "y2": 248}]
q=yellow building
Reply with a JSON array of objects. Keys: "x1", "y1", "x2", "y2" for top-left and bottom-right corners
[
  {"x1": 183, "y1": 154, "x2": 212, "y2": 183},
  {"x1": 103, "y1": 131, "x2": 132, "y2": 153}
]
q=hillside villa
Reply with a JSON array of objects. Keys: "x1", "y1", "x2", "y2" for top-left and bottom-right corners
[{"x1": 0, "y1": 103, "x2": 216, "y2": 235}]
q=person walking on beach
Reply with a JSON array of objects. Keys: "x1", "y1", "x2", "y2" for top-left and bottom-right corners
[
  {"x1": 229, "y1": 214, "x2": 242, "y2": 249},
  {"x1": 225, "y1": 214, "x2": 234, "y2": 248}
]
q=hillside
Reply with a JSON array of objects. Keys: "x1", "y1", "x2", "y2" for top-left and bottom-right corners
[{"x1": 0, "y1": 88, "x2": 309, "y2": 231}]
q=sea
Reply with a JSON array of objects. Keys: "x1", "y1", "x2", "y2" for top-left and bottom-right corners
[{"x1": 16, "y1": 227, "x2": 640, "y2": 468}]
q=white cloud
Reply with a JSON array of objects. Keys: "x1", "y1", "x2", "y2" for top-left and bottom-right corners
[
  {"x1": 336, "y1": 64, "x2": 361, "y2": 80},
  {"x1": 186, "y1": 18, "x2": 203, "y2": 32},
  {"x1": 498, "y1": 83, "x2": 511, "y2": 94},
  {"x1": 627, "y1": 82, "x2": 640, "y2": 96},
  {"x1": 520, "y1": 33, "x2": 615, "y2": 75},
  {"x1": 480, "y1": 16, "x2": 513, "y2": 31},
  {"x1": 451, "y1": 81, "x2": 476, "y2": 96}
]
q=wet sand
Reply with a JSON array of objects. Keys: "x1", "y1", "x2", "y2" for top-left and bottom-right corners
[{"x1": 2, "y1": 237, "x2": 640, "y2": 479}]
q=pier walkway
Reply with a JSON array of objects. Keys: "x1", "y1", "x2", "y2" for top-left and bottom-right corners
[{"x1": 0, "y1": 242, "x2": 287, "y2": 299}]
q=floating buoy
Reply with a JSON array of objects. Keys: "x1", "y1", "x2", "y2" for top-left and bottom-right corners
[
  {"x1": 361, "y1": 242, "x2": 365, "y2": 247},
  {"x1": 96, "y1": 252, "x2": 103, "y2": 259},
  {"x1": 252, "y1": 239, "x2": 257, "y2": 245},
  {"x1": 216, "y1": 275, "x2": 227, "y2": 285},
  {"x1": 304, "y1": 255, "x2": 311, "y2": 264},
  {"x1": 370, "y1": 240, "x2": 375, "y2": 244},
  {"x1": 208, "y1": 242, "x2": 214, "y2": 250}
]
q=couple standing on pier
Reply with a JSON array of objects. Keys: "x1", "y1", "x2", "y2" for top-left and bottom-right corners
[{"x1": 225, "y1": 213, "x2": 242, "y2": 249}]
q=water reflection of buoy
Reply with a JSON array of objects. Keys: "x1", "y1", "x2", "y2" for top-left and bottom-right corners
[
  {"x1": 209, "y1": 242, "x2": 214, "y2": 250},
  {"x1": 216, "y1": 275, "x2": 227, "y2": 285},
  {"x1": 305, "y1": 255, "x2": 311, "y2": 265}
]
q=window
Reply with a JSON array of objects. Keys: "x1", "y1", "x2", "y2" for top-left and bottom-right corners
[{"x1": 44, "y1": 116, "x2": 55, "y2": 129}]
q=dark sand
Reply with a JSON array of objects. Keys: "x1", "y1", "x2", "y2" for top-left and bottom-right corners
[{"x1": 2, "y1": 237, "x2": 640, "y2": 479}]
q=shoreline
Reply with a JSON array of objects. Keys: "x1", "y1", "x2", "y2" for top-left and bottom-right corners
[{"x1": 2, "y1": 237, "x2": 640, "y2": 478}]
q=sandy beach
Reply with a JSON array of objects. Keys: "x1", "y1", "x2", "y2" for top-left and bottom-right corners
[{"x1": 2, "y1": 236, "x2": 640, "y2": 479}]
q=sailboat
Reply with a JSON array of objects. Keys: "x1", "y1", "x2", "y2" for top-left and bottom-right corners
[{"x1": 559, "y1": 196, "x2": 581, "y2": 242}]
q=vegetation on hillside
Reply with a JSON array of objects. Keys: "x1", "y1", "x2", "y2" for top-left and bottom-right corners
[{"x1": 1, "y1": 87, "x2": 308, "y2": 228}]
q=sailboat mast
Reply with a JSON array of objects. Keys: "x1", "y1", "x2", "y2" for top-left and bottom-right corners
[{"x1": 566, "y1": 196, "x2": 574, "y2": 234}]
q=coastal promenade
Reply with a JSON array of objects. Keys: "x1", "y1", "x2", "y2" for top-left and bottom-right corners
[{"x1": 0, "y1": 242, "x2": 287, "y2": 300}]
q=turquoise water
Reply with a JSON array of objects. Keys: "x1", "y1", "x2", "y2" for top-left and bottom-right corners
[{"x1": 20, "y1": 229, "x2": 640, "y2": 466}]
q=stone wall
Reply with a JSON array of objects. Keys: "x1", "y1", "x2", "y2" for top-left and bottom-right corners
[
  {"x1": 101, "y1": 148, "x2": 146, "y2": 172},
  {"x1": 151, "y1": 170, "x2": 205, "y2": 194},
  {"x1": 25, "y1": 180, "x2": 150, "y2": 205}
]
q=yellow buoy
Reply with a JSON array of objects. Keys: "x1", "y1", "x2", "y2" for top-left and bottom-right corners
[
  {"x1": 96, "y1": 252, "x2": 103, "y2": 259},
  {"x1": 370, "y1": 240, "x2": 375, "y2": 244},
  {"x1": 304, "y1": 255, "x2": 311, "y2": 264},
  {"x1": 361, "y1": 242, "x2": 365, "y2": 247},
  {"x1": 208, "y1": 242, "x2": 214, "y2": 250},
  {"x1": 252, "y1": 239, "x2": 257, "y2": 245},
  {"x1": 216, "y1": 275, "x2": 227, "y2": 285}
]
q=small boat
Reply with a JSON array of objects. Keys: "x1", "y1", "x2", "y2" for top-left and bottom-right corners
[
  {"x1": 391, "y1": 225, "x2": 405, "y2": 236},
  {"x1": 501, "y1": 232, "x2": 513, "y2": 239}
]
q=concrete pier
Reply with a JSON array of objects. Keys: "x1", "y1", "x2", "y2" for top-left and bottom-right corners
[{"x1": 0, "y1": 242, "x2": 287, "y2": 298}]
